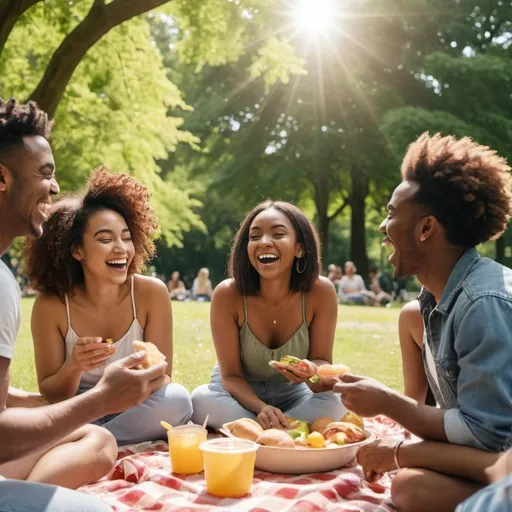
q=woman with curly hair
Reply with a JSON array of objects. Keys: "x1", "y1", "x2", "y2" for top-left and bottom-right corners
[
  {"x1": 191, "y1": 200, "x2": 345, "y2": 429},
  {"x1": 25, "y1": 167, "x2": 192, "y2": 445}
]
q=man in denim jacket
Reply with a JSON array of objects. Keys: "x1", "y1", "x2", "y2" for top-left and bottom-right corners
[{"x1": 334, "y1": 133, "x2": 512, "y2": 511}]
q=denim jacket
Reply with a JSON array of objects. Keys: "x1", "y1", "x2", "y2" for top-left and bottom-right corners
[{"x1": 418, "y1": 248, "x2": 512, "y2": 452}]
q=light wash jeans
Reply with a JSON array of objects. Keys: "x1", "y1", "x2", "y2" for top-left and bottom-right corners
[
  {"x1": 191, "y1": 365, "x2": 346, "y2": 428},
  {"x1": 91, "y1": 383, "x2": 192, "y2": 445},
  {"x1": 0, "y1": 479, "x2": 111, "y2": 511}
]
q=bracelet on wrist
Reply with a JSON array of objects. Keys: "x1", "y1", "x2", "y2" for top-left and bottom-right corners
[{"x1": 393, "y1": 439, "x2": 404, "y2": 470}]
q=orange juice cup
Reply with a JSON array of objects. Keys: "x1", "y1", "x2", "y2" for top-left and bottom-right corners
[
  {"x1": 200, "y1": 438, "x2": 259, "y2": 498},
  {"x1": 168, "y1": 425, "x2": 207, "y2": 474}
]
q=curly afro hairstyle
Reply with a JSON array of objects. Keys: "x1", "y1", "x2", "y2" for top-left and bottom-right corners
[
  {"x1": 0, "y1": 98, "x2": 52, "y2": 157},
  {"x1": 229, "y1": 199, "x2": 321, "y2": 295},
  {"x1": 401, "y1": 132, "x2": 512, "y2": 248},
  {"x1": 25, "y1": 167, "x2": 159, "y2": 298}
]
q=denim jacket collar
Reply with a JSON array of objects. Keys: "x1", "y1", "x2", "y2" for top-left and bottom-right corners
[{"x1": 418, "y1": 247, "x2": 480, "y2": 316}]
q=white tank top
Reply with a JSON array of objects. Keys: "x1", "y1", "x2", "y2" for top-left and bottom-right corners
[{"x1": 64, "y1": 275, "x2": 144, "y2": 391}]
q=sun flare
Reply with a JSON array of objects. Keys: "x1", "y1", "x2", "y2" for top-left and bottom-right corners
[{"x1": 294, "y1": 0, "x2": 338, "y2": 36}]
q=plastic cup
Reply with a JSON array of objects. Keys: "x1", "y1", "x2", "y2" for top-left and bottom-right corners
[
  {"x1": 168, "y1": 425, "x2": 207, "y2": 474},
  {"x1": 200, "y1": 438, "x2": 259, "y2": 498}
]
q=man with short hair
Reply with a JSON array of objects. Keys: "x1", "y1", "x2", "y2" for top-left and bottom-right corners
[
  {"x1": 0, "y1": 98, "x2": 168, "y2": 511},
  {"x1": 334, "y1": 133, "x2": 512, "y2": 511}
]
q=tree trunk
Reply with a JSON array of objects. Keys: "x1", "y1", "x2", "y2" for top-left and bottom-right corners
[
  {"x1": 349, "y1": 165, "x2": 369, "y2": 282},
  {"x1": 0, "y1": 0, "x2": 43, "y2": 57},
  {"x1": 27, "y1": 0, "x2": 171, "y2": 119},
  {"x1": 313, "y1": 166, "x2": 331, "y2": 261},
  {"x1": 496, "y1": 236, "x2": 505, "y2": 264}
]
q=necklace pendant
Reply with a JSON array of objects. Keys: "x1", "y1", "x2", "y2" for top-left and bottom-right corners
[{"x1": 273, "y1": 320, "x2": 277, "y2": 325}]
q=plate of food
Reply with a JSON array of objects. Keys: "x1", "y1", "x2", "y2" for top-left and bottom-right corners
[{"x1": 220, "y1": 413, "x2": 375, "y2": 474}]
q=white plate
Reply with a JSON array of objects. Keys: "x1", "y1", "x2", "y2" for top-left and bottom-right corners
[{"x1": 219, "y1": 426, "x2": 376, "y2": 474}]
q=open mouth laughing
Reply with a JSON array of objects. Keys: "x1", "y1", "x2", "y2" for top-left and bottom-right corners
[
  {"x1": 106, "y1": 258, "x2": 128, "y2": 271},
  {"x1": 38, "y1": 202, "x2": 52, "y2": 219},
  {"x1": 257, "y1": 253, "x2": 279, "y2": 266},
  {"x1": 382, "y1": 237, "x2": 396, "y2": 262}
]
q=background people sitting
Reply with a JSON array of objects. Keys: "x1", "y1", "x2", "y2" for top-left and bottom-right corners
[
  {"x1": 168, "y1": 271, "x2": 188, "y2": 301},
  {"x1": 337, "y1": 261, "x2": 368, "y2": 305},
  {"x1": 191, "y1": 267, "x2": 213, "y2": 302}
]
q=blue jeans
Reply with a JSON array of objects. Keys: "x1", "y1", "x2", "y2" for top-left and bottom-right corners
[
  {"x1": 92, "y1": 383, "x2": 192, "y2": 445},
  {"x1": 191, "y1": 366, "x2": 346, "y2": 428},
  {"x1": 0, "y1": 480, "x2": 111, "y2": 511}
]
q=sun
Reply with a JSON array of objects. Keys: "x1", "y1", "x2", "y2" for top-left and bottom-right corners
[{"x1": 294, "y1": 0, "x2": 338, "y2": 36}]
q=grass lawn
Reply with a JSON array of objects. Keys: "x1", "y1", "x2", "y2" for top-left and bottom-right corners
[{"x1": 11, "y1": 298, "x2": 404, "y2": 394}]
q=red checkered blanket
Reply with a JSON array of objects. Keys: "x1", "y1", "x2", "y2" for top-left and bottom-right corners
[{"x1": 80, "y1": 416, "x2": 403, "y2": 511}]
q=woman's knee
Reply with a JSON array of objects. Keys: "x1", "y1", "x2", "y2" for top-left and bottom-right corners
[
  {"x1": 191, "y1": 384, "x2": 212, "y2": 424},
  {"x1": 154, "y1": 383, "x2": 193, "y2": 425}
]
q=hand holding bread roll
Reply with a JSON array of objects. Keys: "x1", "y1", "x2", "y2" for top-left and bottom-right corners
[{"x1": 132, "y1": 340, "x2": 166, "y2": 369}]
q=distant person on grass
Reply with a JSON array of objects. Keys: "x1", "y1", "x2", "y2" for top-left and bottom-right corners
[
  {"x1": 191, "y1": 200, "x2": 345, "y2": 429},
  {"x1": 332, "y1": 133, "x2": 512, "y2": 512},
  {"x1": 337, "y1": 261, "x2": 368, "y2": 305},
  {"x1": 24, "y1": 168, "x2": 192, "y2": 445},
  {"x1": 168, "y1": 270, "x2": 187, "y2": 300},
  {"x1": 0, "y1": 98, "x2": 167, "y2": 511},
  {"x1": 191, "y1": 267, "x2": 213, "y2": 301}
]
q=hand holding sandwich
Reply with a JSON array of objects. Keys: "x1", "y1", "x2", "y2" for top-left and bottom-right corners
[{"x1": 95, "y1": 350, "x2": 167, "y2": 415}]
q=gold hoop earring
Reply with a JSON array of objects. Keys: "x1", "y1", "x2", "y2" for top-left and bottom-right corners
[{"x1": 296, "y1": 257, "x2": 307, "y2": 274}]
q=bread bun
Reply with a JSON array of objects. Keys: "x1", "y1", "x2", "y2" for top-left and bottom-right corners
[
  {"x1": 316, "y1": 364, "x2": 351, "y2": 378},
  {"x1": 310, "y1": 417, "x2": 335, "y2": 433},
  {"x1": 225, "y1": 418, "x2": 263, "y2": 442},
  {"x1": 132, "y1": 341, "x2": 166, "y2": 369},
  {"x1": 256, "y1": 429, "x2": 295, "y2": 448}
]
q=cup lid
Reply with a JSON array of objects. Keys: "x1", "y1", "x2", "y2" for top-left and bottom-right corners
[{"x1": 200, "y1": 438, "x2": 259, "y2": 454}]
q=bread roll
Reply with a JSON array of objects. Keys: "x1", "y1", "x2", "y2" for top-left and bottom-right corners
[
  {"x1": 132, "y1": 341, "x2": 166, "y2": 369},
  {"x1": 256, "y1": 429, "x2": 295, "y2": 448},
  {"x1": 225, "y1": 418, "x2": 263, "y2": 442}
]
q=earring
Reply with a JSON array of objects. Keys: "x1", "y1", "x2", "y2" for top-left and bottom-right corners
[
  {"x1": 420, "y1": 236, "x2": 425, "y2": 242},
  {"x1": 296, "y1": 257, "x2": 307, "y2": 274}
]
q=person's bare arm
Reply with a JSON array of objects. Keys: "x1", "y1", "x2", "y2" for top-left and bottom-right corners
[
  {"x1": 141, "y1": 276, "x2": 173, "y2": 380},
  {"x1": 211, "y1": 281, "x2": 267, "y2": 414},
  {"x1": 7, "y1": 385, "x2": 50, "y2": 407},
  {"x1": 398, "y1": 300, "x2": 428, "y2": 403},
  {"x1": 303, "y1": 277, "x2": 338, "y2": 392},
  {"x1": 32, "y1": 294, "x2": 112, "y2": 402},
  {"x1": 358, "y1": 436, "x2": 500, "y2": 484},
  {"x1": 0, "y1": 351, "x2": 167, "y2": 464}
]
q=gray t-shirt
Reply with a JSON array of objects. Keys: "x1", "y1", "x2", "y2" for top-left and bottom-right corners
[{"x1": 0, "y1": 260, "x2": 21, "y2": 360}]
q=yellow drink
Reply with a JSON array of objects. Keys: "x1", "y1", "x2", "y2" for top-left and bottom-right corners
[
  {"x1": 168, "y1": 425, "x2": 207, "y2": 474},
  {"x1": 200, "y1": 438, "x2": 259, "y2": 498}
]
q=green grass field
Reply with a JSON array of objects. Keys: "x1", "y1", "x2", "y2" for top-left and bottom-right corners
[{"x1": 10, "y1": 298, "x2": 404, "y2": 394}]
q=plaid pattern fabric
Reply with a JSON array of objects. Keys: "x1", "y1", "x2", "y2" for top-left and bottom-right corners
[{"x1": 80, "y1": 416, "x2": 403, "y2": 511}]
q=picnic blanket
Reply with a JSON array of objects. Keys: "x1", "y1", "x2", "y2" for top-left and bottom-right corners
[{"x1": 80, "y1": 416, "x2": 404, "y2": 512}]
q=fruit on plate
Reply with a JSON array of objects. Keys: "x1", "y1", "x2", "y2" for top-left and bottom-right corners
[
  {"x1": 307, "y1": 431, "x2": 325, "y2": 448},
  {"x1": 287, "y1": 430, "x2": 304, "y2": 440},
  {"x1": 225, "y1": 418, "x2": 263, "y2": 441},
  {"x1": 322, "y1": 422, "x2": 367, "y2": 443},
  {"x1": 341, "y1": 411, "x2": 364, "y2": 429},
  {"x1": 256, "y1": 429, "x2": 295, "y2": 448},
  {"x1": 310, "y1": 417, "x2": 335, "y2": 433},
  {"x1": 334, "y1": 432, "x2": 348, "y2": 446},
  {"x1": 284, "y1": 416, "x2": 310, "y2": 436},
  {"x1": 132, "y1": 341, "x2": 166, "y2": 369}
]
